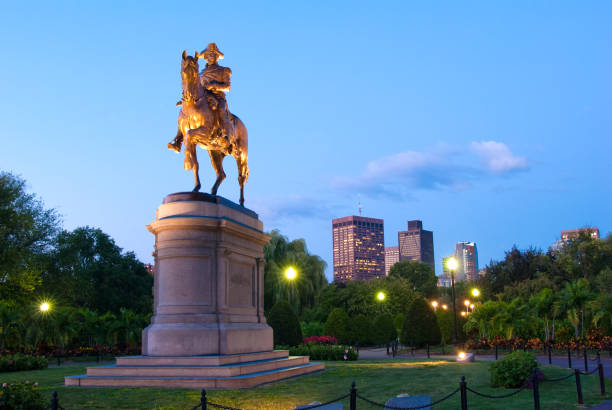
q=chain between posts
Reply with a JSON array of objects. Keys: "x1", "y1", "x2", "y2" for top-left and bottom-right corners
[{"x1": 354, "y1": 388, "x2": 460, "y2": 409}]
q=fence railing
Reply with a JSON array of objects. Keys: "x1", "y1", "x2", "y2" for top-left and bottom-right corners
[{"x1": 45, "y1": 362, "x2": 606, "y2": 410}]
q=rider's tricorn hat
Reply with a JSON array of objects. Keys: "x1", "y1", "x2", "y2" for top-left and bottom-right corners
[{"x1": 200, "y1": 43, "x2": 224, "y2": 60}]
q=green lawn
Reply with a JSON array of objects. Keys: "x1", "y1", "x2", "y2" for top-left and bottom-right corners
[{"x1": 0, "y1": 359, "x2": 608, "y2": 409}]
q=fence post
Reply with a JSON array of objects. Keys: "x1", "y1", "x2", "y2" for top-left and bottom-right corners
[
  {"x1": 599, "y1": 363, "x2": 606, "y2": 396},
  {"x1": 200, "y1": 389, "x2": 207, "y2": 410},
  {"x1": 583, "y1": 347, "x2": 588, "y2": 373},
  {"x1": 460, "y1": 375, "x2": 467, "y2": 410},
  {"x1": 427, "y1": 344, "x2": 430, "y2": 359},
  {"x1": 50, "y1": 391, "x2": 59, "y2": 410},
  {"x1": 350, "y1": 381, "x2": 357, "y2": 410},
  {"x1": 546, "y1": 342, "x2": 550, "y2": 365},
  {"x1": 532, "y1": 368, "x2": 540, "y2": 410},
  {"x1": 567, "y1": 346, "x2": 572, "y2": 368},
  {"x1": 597, "y1": 350, "x2": 601, "y2": 366},
  {"x1": 495, "y1": 342, "x2": 498, "y2": 360},
  {"x1": 574, "y1": 369, "x2": 583, "y2": 405}
]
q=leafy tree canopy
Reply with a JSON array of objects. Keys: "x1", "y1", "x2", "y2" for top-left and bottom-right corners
[
  {"x1": 388, "y1": 260, "x2": 437, "y2": 298},
  {"x1": 0, "y1": 172, "x2": 59, "y2": 301}
]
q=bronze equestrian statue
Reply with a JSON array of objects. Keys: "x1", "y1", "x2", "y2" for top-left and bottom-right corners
[{"x1": 167, "y1": 43, "x2": 249, "y2": 206}]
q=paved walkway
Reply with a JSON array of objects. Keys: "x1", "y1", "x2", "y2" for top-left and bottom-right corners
[{"x1": 358, "y1": 348, "x2": 612, "y2": 378}]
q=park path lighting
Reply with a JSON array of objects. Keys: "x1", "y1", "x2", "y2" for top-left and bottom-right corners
[
  {"x1": 464, "y1": 300, "x2": 470, "y2": 314},
  {"x1": 470, "y1": 303, "x2": 475, "y2": 311},
  {"x1": 284, "y1": 266, "x2": 297, "y2": 304},
  {"x1": 377, "y1": 291, "x2": 386, "y2": 302},
  {"x1": 457, "y1": 351, "x2": 475, "y2": 362},
  {"x1": 431, "y1": 301, "x2": 438, "y2": 311},
  {"x1": 447, "y1": 257, "x2": 458, "y2": 344},
  {"x1": 471, "y1": 288, "x2": 480, "y2": 298},
  {"x1": 460, "y1": 311, "x2": 466, "y2": 317},
  {"x1": 441, "y1": 304, "x2": 448, "y2": 310},
  {"x1": 39, "y1": 302, "x2": 50, "y2": 312}
]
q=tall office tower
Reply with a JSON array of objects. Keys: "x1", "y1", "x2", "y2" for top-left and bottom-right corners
[
  {"x1": 332, "y1": 215, "x2": 385, "y2": 282},
  {"x1": 454, "y1": 242, "x2": 478, "y2": 282},
  {"x1": 398, "y1": 220, "x2": 435, "y2": 272},
  {"x1": 384, "y1": 246, "x2": 399, "y2": 276},
  {"x1": 561, "y1": 227, "x2": 600, "y2": 241}
]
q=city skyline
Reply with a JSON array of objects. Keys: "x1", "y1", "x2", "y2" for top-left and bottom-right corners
[{"x1": 1, "y1": 3, "x2": 610, "y2": 282}]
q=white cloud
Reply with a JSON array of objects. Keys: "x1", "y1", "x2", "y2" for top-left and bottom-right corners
[
  {"x1": 470, "y1": 141, "x2": 528, "y2": 173},
  {"x1": 331, "y1": 141, "x2": 530, "y2": 200}
]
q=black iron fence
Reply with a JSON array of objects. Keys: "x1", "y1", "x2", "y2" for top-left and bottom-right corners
[{"x1": 45, "y1": 362, "x2": 606, "y2": 410}]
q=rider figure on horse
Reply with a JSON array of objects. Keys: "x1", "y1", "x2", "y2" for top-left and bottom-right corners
[{"x1": 168, "y1": 43, "x2": 235, "y2": 153}]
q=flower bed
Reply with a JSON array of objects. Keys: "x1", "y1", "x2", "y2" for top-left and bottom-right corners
[
  {"x1": 302, "y1": 335, "x2": 338, "y2": 345},
  {"x1": 0, "y1": 381, "x2": 45, "y2": 409},
  {"x1": 0, "y1": 354, "x2": 47, "y2": 372}
]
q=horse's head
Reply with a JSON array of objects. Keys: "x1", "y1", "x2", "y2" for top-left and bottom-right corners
[{"x1": 181, "y1": 50, "x2": 201, "y2": 99}]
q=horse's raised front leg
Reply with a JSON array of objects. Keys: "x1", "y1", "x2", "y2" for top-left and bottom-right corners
[{"x1": 208, "y1": 150, "x2": 226, "y2": 195}]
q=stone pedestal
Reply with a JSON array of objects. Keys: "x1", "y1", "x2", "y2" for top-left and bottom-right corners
[
  {"x1": 142, "y1": 192, "x2": 273, "y2": 356},
  {"x1": 65, "y1": 193, "x2": 324, "y2": 389}
]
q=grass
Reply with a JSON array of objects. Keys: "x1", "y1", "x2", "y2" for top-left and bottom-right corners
[{"x1": 0, "y1": 359, "x2": 608, "y2": 409}]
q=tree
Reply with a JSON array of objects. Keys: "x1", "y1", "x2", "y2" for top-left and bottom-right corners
[
  {"x1": 529, "y1": 288, "x2": 558, "y2": 342},
  {"x1": 324, "y1": 308, "x2": 351, "y2": 343},
  {"x1": 267, "y1": 301, "x2": 302, "y2": 346},
  {"x1": 393, "y1": 313, "x2": 405, "y2": 339},
  {"x1": 562, "y1": 279, "x2": 591, "y2": 338},
  {"x1": 350, "y1": 314, "x2": 373, "y2": 345},
  {"x1": 0, "y1": 172, "x2": 59, "y2": 302},
  {"x1": 263, "y1": 230, "x2": 327, "y2": 317},
  {"x1": 388, "y1": 260, "x2": 437, "y2": 298},
  {"x1": 40, "y1": 227, "x2": 153, "y2": 314},
  {"x1": 401, "y1": 298, "x2": 441, "y2": 347},
  {"x1": 373, "y1": 314, "x2": 397, "y2": 345}
]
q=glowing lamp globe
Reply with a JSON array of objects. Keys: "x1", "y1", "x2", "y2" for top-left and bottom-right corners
[
  {"x1": 464, "y1": 300, "x2": 470, "y2": 307},
  {"x1": 442, "y1": 304, "x2": 448, "y2": 310},
  {"x1": 472, "y1": 288, "x2": 480, "y2": 297},
  {"x1": 377, "y1": 291, "x2": 385, "y2": 301},
  {"x1": 40, "y1": 302, "x2": 50, "y2": 312},
  {"x1": 447, "y1": 257, "x2": 458, "y2": 271},
  {"x1": 431, "y1": 301, "x2": 438, "y2": 308},
  {"x1": 285, "y1": 267, "x2": 297, "y2": 280}
]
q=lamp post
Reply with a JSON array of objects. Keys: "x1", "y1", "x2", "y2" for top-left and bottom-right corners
[
  {"x1": 284, "y1": 266, "x2": 297, "y2": 305},
  {"x1": 447, "y1": 257, "x2": 458, "y2": 344},
  {"x1": 431, "y1": 301, "x2": 438, "y2": 311}
]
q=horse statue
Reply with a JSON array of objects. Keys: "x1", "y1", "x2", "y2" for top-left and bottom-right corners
[{"x1": 169, "y1": 50, "x2": 249, "y2": 206}]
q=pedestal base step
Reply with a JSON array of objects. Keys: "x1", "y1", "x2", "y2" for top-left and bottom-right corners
[
  {"x1": 65, "y1": 362, "x2": 324, "y2": 389},
  {"x1": 65, "y1": 350, "x2": 324, "y2": 389}
]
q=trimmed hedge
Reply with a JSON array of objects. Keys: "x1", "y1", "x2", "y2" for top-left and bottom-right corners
[
  {"x1": 278, "y1": 344, "x2": 358, "y2": 361},
  {"x1": 267, "y1": 301, "x2": 303, "y2": 346},
  {"x1": 0, "y1": 354, "x2": 48, "y2": 372}
]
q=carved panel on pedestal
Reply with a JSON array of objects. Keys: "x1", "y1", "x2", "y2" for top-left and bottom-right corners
[
  {"x1": 158, "y1": 256, "x2": 212, "y2": 306},
  {"x1": 227, "y1": 259, "x2": 255, "y2": 307}
]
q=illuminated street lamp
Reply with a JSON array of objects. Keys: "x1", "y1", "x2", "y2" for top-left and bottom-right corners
[
  {"x1": 284, "y1": 267, "x2": 297, "y2": 304},
  {"x1": 461, "y1": 311, "x2": 466, "y2": 317},
  {"x1": 377, "y1": 291, "x2": 386, "y2": 301},
  {"x1": 285, "y1": 266, "x2": 297, "y2": 280},
  {"x1": 447, "y1": 257, "x2": 458, "y2": 344},
  {"x1": 441, "y1": 304, "x2": 448, "y2": 310},
  {"x1": 464, "y1": 300, "x2": 470, "y2": 314},
  {"x1": 431, "y1": 301, "x2": 438, "y2": 311},
  {"x1": 39, "y1": 302, "x2": 50, "y2": 312},
  {"x1": 470, "y1": 304, "x2": 475, "y2": 311},
  {"x1": 471, "y1": 288, "x2": 480, "y2": 298}
]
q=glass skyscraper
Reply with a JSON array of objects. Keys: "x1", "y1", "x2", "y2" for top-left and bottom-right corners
[{"x1": 332, "y1": 215, "x2": 385, "y2": 282}]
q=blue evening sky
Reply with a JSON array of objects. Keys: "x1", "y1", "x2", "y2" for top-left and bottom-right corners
[{"x1": 1, "y1": 2, "x2": 610, "y2": 280}]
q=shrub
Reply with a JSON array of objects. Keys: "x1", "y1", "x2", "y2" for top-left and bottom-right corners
[
  {"x1": 373, "y1": 314, "x2": 397, "y2": 345},
  {"x1": 301, "y1": 321, "x2": 324, "y2": 337},
  {"x1": 0, "y1": 381, "x2": 45, "y2": 409},
  {"x1": 401, "y1": 298, "x2": 441, "y2": 347},
  {"x1": 489, "y1": 351, "x2": 537, "y2": 388},
  {"x1": 324, "y1": 308, "x2": 351, "y2": 344},
  {"x1": 393, "y1": 313, "x2": 405, "y2": 337},
  {"x1": 283, "y1": 344, "x2": 358, "y2": 361},
  {"x1": 0, "y1": 354, "x2": 48, "y2": 372},
  {"x1": 267, "y1": 301, "x2": 302, "y2": 346},
  {"x1": 350, "y1": 314, "x2": 373, "y2": 345}
]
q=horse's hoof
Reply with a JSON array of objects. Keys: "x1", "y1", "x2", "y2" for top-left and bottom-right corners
[{"x1": 192, "y1": 184, "x2": 201, "y2": 192}]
